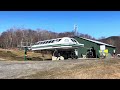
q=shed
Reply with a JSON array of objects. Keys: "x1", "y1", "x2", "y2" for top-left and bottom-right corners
[{"x1": 73, "y1": 36, "x2": 116, "y2": 58}]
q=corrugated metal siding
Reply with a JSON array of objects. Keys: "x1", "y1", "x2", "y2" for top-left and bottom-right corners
[
  {"x1": 106, "y1": 46, "x2": 116, "y2": 55},
  {"x1": 74, "y1": 37, "x2": 115, "y2": 58},
  {"x1": 74, "y1": 37, "x2": 100, "y2": 58},
  {"x1": 96, "y1": 44, "x2": 100, "y2": 58}
]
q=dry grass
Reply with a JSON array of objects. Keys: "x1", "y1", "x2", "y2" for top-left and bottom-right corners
[
  {"x1": 0, "y1": 48, "x2": 51, "y2": 61},
  {"x1": 1, "y1": 48, "x2": 120, "y2": 79},
  {"x1": 20, "y1": 59, "x2": 120, "y2": 79}
]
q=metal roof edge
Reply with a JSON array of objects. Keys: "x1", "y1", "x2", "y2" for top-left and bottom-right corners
[{"x1": 74, "y1": 36, "x2": 116, "y2": 48}]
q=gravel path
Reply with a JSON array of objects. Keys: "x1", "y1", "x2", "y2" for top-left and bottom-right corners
[
  {"x1": 0, "y1": 59, "x2": 120, "y2": 79},
  {"x1": 0, "y1": 60, "x2": 73, "y2": 79},
  {"x1": 0, "y1": 59, "x2": 93, "y2": 79}
]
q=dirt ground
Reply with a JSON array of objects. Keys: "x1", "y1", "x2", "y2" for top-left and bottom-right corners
[{"x1": 0, "y1": 58, "x2": 120, "y2": 79}]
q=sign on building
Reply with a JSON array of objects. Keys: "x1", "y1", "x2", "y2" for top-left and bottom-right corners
[{"x1": 100, "y1": 45, "x2": 105, "y2": 50}]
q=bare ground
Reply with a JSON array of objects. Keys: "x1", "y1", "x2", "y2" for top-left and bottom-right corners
[{"x1": 0, "y1": 59, "x2": 120, "y2": 79}]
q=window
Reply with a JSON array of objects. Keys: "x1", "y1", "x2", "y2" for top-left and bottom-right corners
[
  {"x1": 46, "y1": 41, "x2": 49, "y2": 44},
  {"x1": 71, "y1": 39, "x2": 75, "y2": 42},
  {"x1": 74, "y1": 40, "x2": 77, "y2": 42},
  {"x1": 51, "y1": 40, "x2": 54, "y2": 43},
  {"x1": 48, "y1": 41, "x2": 51, "y2": 43},
  {"x1": 58, "y1": 39, "x2": 61, "y2": 41}
]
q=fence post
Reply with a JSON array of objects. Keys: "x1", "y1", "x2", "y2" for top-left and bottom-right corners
[{"x1": 24, "y1": 47, "x2": 28, "y2": 61}]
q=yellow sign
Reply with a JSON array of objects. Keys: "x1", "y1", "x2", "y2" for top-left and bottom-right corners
[
  {"x1": 99, "y1": 49, "x2": 108, "y2": 57},
  {"x1": 104, "y1": 49, "x2": 108, "y2": 53}
]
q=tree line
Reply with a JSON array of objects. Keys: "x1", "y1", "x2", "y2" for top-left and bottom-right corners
[{"x1": 0, "y1": 27, "x2": 95, "y2": 49}]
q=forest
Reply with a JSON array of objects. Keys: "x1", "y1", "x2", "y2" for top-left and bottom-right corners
[
  {"x1": 0, "y1": 27, "x2": 95, "y2": 48},
  {"x1": 0, "y1": 27, "x2": 119, "y2": 53}
]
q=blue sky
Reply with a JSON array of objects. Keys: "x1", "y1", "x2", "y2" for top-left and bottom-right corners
[{"x1": 0, "y1": 11, "x2": 120, "y2": 39}]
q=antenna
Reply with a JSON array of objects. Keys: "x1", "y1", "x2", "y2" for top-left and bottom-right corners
[{"x1": 74, "y1": 24, "x2": 77, "y2": 36}]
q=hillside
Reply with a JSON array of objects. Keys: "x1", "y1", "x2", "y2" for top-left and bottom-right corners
[
  {"x1": 99, "y1": 36, "x2": 120, "y2": 54},
  {"x1": 0, "y1": 48, "x2": 52, "y2": 61}
]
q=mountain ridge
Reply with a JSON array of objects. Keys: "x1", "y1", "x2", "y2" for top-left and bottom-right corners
[{"x1": 98, "y1": 36, "x2": 120, "y2": 54}]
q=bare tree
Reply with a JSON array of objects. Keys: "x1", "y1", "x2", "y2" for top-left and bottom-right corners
[{"x1": 0, "y1": 27, "x2": 96, "y2": 49}]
